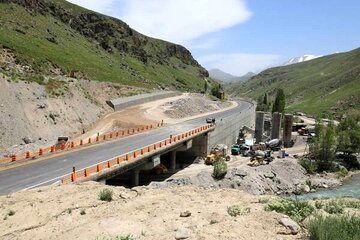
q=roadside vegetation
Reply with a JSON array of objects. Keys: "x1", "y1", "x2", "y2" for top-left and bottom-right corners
[
  {"x1": 308, "y1": 215, "x2": 360, "y2": 240},
  {"x1": 98, "y1": 189, "x2": 113, "y2": 202},
  {"x1": 212, "y1": 158, "x2": 228, "y2": 180},
  {"x1": 300, "y1": 111, "x2": 360, "y2": 175}
]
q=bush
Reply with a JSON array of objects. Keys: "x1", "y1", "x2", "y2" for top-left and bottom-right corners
[
  {"x1": 227, "y1": 204, "x2": 250, "y2": 217},
  {"x1": 299, "y1": 157, "x2": 317, "y2": 174},
  {"x1": 258, "y1": 197, "x2": 270, "y2": 204},
  {"x1": 99, "y1": 188, "x2": 113, "y2": 202},
  {"x1": 264, "y1": 198, "x2": 314, "y2": 222},
  {"x1": 324, "y1": 201, "x2": 344, "y2": 214},
  {"x1": 315, "y1": 201, "x2": 323, "y2": 209},
  {"x1": 8, "y1": 210, "x2": 15, "y2": 216},
  {"x1": 308, "y1": 215, "x2": 360, "y2": 240},
  {"x1": 336, "y1": 166, "x2": 349, "y2": 178},
  {"x1": 80, "y1": 209, "x2": 86, "y2": 215},
  {"x1": 212, "y1": 158, "x2": 227, "y2": 180}
]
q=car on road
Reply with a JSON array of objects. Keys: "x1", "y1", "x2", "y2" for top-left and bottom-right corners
[{"x1": 206, "y1": 117, "x2": 216, "y2": 124}]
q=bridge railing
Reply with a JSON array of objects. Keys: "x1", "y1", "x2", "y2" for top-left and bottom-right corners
[
  {"x1": 0, "y1": 121, "x2": 164, "y2": 164},
  {"x1": 61, "y1": 123, "x2": 214, "y2": 184}
]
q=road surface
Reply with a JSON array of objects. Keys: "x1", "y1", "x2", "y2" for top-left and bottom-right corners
[{"x1": 0, "y1": 100, "x2": 252, "y2": 195}]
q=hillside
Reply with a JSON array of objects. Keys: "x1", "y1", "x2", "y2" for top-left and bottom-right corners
[
  {"x1": 227, "y1": 48, "x2": 360, "y2": 118},
  {"x1": 0, "y1": 0, "x2": 208, "y2": 91}
]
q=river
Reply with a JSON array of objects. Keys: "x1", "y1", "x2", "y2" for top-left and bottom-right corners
[{"x1": 296, "y1": 173, "x2": 360, "y2": 200}]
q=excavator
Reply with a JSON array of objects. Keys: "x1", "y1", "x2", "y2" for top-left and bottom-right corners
[{"x1": 205, "y1": 144, "x2": 230, "y2": 165}]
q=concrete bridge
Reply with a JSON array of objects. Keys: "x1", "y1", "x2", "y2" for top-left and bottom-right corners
[{"x1": 0, "y1": 100, "x2": 255, "y2": 195}]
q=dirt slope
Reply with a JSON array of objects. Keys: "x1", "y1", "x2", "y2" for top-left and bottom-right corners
[{"x1": 0, "y1": 182, "x2": 301, "y2": 240}]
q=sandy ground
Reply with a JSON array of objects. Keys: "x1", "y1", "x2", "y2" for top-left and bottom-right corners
[{"x1": 0, "y1": 182, "x2": 301, "y2": 240}]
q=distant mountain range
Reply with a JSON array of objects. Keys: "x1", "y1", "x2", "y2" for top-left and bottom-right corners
[
  {"x1": 226, "y1": 48, "x2": 360, "y2": 118},
  {"x1": 283, "y1": 54, "x2": 322, "y2": 65},
  {"x1": 209, "y1": 68, "x2": 255, "y2": 83}
]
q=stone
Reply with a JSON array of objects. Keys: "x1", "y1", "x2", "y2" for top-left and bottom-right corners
[
  {"x1": 279, "y1": 217, "x2": 300, "y2": 235},
  {"x1": 22, "y1": 137, "x2": 35, "y2": 144},
  {"x1": 234, "y1": 169, "x2": 247, "y2": 177},
  {"x1": 180, "y1": 211, "x2": 191, "y2": 217},
  {"x1": 300, "y1": 184, "x2": 310, "y2": 193},
  {"x1": 264, "y1": 172, "x2": 275, "y2": 179},
  {"x1": 175, "y1": 228, "x2": 190, "y2": 239}
]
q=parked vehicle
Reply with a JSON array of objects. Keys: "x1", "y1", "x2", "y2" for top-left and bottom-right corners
[
  {"x1": 206, "y1": 117, "x2": 216, "y2": 124},
  {"x1": 231, "y1": 145, "x2": 241, "y2": 155}
]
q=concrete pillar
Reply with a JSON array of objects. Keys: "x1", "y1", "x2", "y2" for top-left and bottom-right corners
[
  {"x1": 255, "y1": 111, "x2": 265, "y2": 143},
  {"x1": 271, "y1": 112, "x2": 281, "y2": 140},
  {"x1": 283, "y1": 114, "x2": 293, "y2": 148},
  {"x1": 170, "y1": 151, "x2": 176, "y2": 170},
  {"x1": 131, "y1": 170, "x2": 140, "y2": 187}
]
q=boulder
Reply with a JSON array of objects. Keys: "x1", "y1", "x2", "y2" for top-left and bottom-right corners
[
  {"x1": 180, "y1": 211, "x2": 191, "y2": 217},
  {"x1": 175, "y1": 228, "x2": 190, "y2": 239},
  {"x1": 279, "y1": 217, "x2": 300, "y2": 235}
]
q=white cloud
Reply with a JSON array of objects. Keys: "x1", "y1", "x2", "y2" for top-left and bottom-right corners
[
  {"x1": 198, "y1": 53, "x2": 281, "y2": 76},
  {"x1": 67, "y1": 0, "x2": 115, "y2": 13},
  {"x1": 189, "y1": 38, "x2": 220, "y2": 50},
  {"x1": 120, "y1": 0, "x2": 252, "y2": 44}
]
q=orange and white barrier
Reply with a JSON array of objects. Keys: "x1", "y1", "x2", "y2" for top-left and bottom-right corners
[{"x1": 0, "y1": 121, "x2": 165, "y2": 164}]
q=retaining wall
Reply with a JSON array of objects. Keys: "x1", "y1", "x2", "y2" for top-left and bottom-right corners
[
  {"x1": 208, "y1": 102, "x2": 256, "y2": 151},
  {"x1": 108, "y1": 91, "x2": 181, "y2": 111}
]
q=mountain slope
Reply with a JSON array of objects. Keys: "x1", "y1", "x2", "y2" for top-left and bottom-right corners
[
  {"x1": 228, "y1": 48, "x2": 360, "y2": 118},
  {"x1": 0, "y1": 0, "x2": 208, "y2": 90},
  {"x1": 209, "y1": 68, "x2": 236, "y2": 82}
]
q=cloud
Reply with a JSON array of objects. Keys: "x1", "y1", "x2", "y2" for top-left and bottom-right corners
[
  {"x1": 67, "y1": 0, "x2": 115, "y2": 13},
  {"x1": 121, "y1": 0, "x2": 252, "y2": 44},
  {"x1": 189, "y1": 38, "x2": 220, "y2": 50},
  {"x1": 198, "y1": 53, "x2": 281, "y2": 76}
]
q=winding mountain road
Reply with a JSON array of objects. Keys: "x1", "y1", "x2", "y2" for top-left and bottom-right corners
[{"x1": 0, "y1": 100, "x2": 252, "y2": 195}]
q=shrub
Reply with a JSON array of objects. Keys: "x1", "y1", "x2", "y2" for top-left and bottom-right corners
[
  {"x1": 8, "y1": 210, "x2": 15, "y2": 216},
  {"x1": 299, "y1": 157, "x2": 317, "y2": 174},
  {"x1": 264, "y1": 198, "x2": 314, "y2": 222},
  {"x1": 99, "y1": 188, "x2": 113, "y2": 202},
  {"x1": 212, "y1": 158, "x2": 227, "y2": 180},
  {"x1": 308, "y1": 215, "x2": 360, "y2": 240},
  {"x1": 227, "y1": 204, "x2": 250, "y2": 217},
  {"x1": 258, "y1": 197, "x2": 270, "y2": 204},
  {"x1": 315, "y1": 201, "x2": 323, "y2": 209},
  {"x1": 336, "y1": 166, "x2": 348, "y2": 178},
  {"x1": 80, "y1": 209, "x2": 86, "y2": 215},
  {"x1": 324, "y1": 201, "x2": 344, "y2": 214},
  {"x1": 210, "y1": 219, "x2": 219, "y2": 224}
]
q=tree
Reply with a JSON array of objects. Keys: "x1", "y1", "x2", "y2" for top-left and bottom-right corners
[
  {"x1": 263, "y1": 92, "x2": 268, "y2": 106},
  {"x1": 272, "y1": 89, "x2": 286, "y2": 113},
  {"x1": 310, "y1": 119, "x2": 337, "y2": 171},
  {"x1": 337, "y1": 112, "x2": 360, "y2": 168},
  {"x1": 256, "y1": 93, "x2": 270, "y2": 112}
]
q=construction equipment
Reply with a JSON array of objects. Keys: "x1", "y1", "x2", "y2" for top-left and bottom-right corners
[
  {"x1": 231, "y1": 145, "x2": 241, "y2": 155},
  {"x1": 248, "y1": 150, "x2": 274, "y2": 167},
  {"x1": 265, "y1": 139, "x2": 282, "y2": 151},
  {"x1": 206, "y1": 144, "x2": 229, "y2": 165}
]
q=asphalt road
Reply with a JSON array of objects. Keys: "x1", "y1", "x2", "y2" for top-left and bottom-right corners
[{"x1": 0, "y1": 100, "x2": 252, "y2": 195}]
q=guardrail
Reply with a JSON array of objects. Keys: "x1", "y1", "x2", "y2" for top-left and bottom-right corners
[
  {"x1": 62, "y1": 123, "x2": 214, "y2": 184},
  {"x1": 0, "y1": 121, "x2": 164, "y2": 164}
]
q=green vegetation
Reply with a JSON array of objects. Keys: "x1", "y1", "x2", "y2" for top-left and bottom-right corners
[
  {"x1": 227, "y1": 204, "x2": 250, "y2": 217},
  {"x1": 264, "y1": 198, "x2": 314, "y2": 222},
  {"x1": 212, "y1": 158, "x2": 228, "y2": 180},
  {"x1": 7, "y1": 209, "x2": 15, "y2": 216},
  {"x1": 258, "y1": 197, "x2": 270, "y2": 204},
  {"x1": 0, "y1": 0, "x2": 207, "y2": 91},
  {"x1": 210, "y1": 219, "x2": 219, "y2": 224},
  {"x1": 256, "y1": 92, "x2": 270, "y2": 112},
  {"x1": 271, "y1": 88, "x2": 286, "y2": 113},
  {"x1": 95, "y1": 235, "x2": 136, "y2": 240},
  {"x1": 226, "y1": 48, "x2": 360, "y2": 118},
  {"x1": 302, "y1": 113, "x2": 360, "y2": 174},
  {"x1": 99, "y1": 188, "x2": 113, "y2": 202},
  {"x1": 308, "y1": 215, "x2": 360, "y2": 240},
  {"x1": 80, "y1": 209, "x2": 86, "y2": 215}
]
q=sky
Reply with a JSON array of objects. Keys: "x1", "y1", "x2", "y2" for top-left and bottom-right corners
[{"x1": 67, "y1": 0, "x2": 360, "y2": 76}]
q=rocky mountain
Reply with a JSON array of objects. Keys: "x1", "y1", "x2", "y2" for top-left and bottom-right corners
[
  {"x1": 209, "y1": 68, "x2": 237, "y2": 82},
  {"x1": 227, "y1": 48, "x2": 360, "y2": 118},
  {"x1": 283, "y1": 54, "x2": 322, "y2": 65},
  {"x1": 0, "y1": 0, "x2": 208, "y2": 91},
  {"x1": 209, "y1": 69, "x2": 255, "y2": 83}
]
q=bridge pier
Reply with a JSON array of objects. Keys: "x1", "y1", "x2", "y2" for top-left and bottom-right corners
[
  {"x1": 169, "y1": 151, "x2": 177, "y2": 170},
  {"x1": 131, "y1": 170, "x2": 140, "y2": 187}
]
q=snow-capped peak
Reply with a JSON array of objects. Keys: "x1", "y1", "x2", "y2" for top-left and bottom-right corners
[{"x1": 284, "y1": 54, "x2": 322, "y2": 65}]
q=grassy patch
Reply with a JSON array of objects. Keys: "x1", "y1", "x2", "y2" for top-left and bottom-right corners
[
  {"x1": 227, "y1": 204, "x2": 250, "y2": 217},
  {"x1": 308, "y1": 215, "x2": 360, "y2": 240},
  {"x1": 264, "y1": 198, "x2": 314, "y2": 222},
  {"x1": 99, "y1": 188, "x2": 113, "y2": 202}
]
